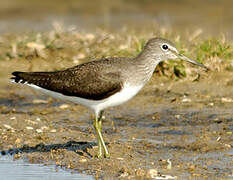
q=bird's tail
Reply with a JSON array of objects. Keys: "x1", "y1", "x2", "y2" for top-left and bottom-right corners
[{"x1": 11, "y1": 71, "x2": 28, "y2": 84}]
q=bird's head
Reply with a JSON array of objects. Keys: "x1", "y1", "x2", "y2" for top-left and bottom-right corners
[{"x1": 143, "y1": 37, "x2": 207, "y2": 69}]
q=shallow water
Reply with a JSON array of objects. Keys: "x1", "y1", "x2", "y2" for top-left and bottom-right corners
[{"x1": 0, "y1": 155, "x2": 94, "y2": 180}]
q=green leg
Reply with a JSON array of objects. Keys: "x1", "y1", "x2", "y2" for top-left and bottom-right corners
[
  {"x1": 94, "y1": 118, "x2": 102, "y2": 158},
  {"x1": 97, "y1": 111, "x2": 110, "y2": 158},
  {"x1": 97, "y1": 111, "x2": 103, "y2": 157},
  {"x1": 93, "y1": 110, "x2": 110, "y2": 158}
]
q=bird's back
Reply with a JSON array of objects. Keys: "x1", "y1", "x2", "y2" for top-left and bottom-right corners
[{"x1": 11, "y1": 57, "x2": 132, "y2": 100}]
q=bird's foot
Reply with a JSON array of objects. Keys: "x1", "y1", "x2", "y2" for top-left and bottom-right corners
[{"x1": 95, "y1": 151, "x2": 110, "y2": 159}]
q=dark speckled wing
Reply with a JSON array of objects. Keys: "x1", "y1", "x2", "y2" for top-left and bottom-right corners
[{"x1": 11, "y1": 60, "x2": 123, "y2": 100}]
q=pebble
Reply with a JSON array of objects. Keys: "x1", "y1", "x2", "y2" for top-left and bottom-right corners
[
  {"x1": 50, "y1": 129, "x2": 57, "y2": 133},
  {"x1": 26, "y1": 126, "x2": 34, "y2": 130},
  {"x1": 79, "y1": 159, "x2": 87, "y2": 163},
  {"x1": 175, "y1": 115, "x2": 180, "y2": 119},
  {"x1": 182, "y1": 98, "x2": 191, "y2": 103},
  {"x1": 32, "y1": 99, "x2": 48, "y2": 104},
  {"x1": 221, "y1": 97, "x2": 233, "y2": 103},
  {"x1": 15, "y1": 138, "x2": 21, "y2": 144},
  {"x1": 225, "y1": 144, "x2": 231, "y2": 148},
  {"x1": 41, "y1": 126, "x2": 49, "y2": 130},
  {"x1": 4, "y1": 124, "x2": 13, "y2": 129},
  {"x1": 59, "y1": 104, "x2": 70, "y2": 109},
  {"x1": 208, "y1": 102, "x2": 214, "y2": 106},
  {"x1": 36, "y1": 129, "x2": 43, "y2": 133}
]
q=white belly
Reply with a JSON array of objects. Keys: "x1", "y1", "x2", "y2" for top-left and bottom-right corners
[{"x1": 26, "y1": 83, "x2": 144, "y2": 114}]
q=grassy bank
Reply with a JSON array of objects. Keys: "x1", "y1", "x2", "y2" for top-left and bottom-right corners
[{"x1": 0, "y1": 24, "x2": 232, "y2": 79}]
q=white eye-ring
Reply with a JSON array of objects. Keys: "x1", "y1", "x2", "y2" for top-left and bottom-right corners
[{"x1": 161, "y1": 44, "x2": 169, "y2": 51}]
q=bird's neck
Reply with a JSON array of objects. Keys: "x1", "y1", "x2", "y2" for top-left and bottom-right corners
[
  {"x1": 132, "y1": 50, "x2": 161, "y2": 84},
  {"x1": 136, "y1": 46, "x2": 161, "y2": 67}
]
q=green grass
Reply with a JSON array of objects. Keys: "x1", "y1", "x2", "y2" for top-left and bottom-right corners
[
  {"x1": 0, "y1": 25, "x2": 232, "y2": 78},
  {"x1": 196, "y1": 39, "x2": 233, "y2": 63}
]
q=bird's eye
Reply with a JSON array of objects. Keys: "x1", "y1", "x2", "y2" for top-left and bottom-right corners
[{"x1": 161, "y1": 44, "x2": 169, "y2": 51}]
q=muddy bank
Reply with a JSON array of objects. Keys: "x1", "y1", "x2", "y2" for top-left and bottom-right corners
[{"x1": 0, "y1": 64, "x2": 232, "y2": 179}]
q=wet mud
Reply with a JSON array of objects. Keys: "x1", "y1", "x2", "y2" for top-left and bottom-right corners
[{"x1": 0, "y1": 62, "x2": 233, "y2": 179}]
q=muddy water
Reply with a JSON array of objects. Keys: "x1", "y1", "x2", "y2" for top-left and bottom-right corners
[
  {"x1": 0, "y1": 155, "x2": 94, "y2": 180},
  {"x1": 0, "y1": 65, "x2": 232, "y2": 179}
]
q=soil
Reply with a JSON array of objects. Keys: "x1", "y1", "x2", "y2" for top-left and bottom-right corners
[{"x1": 0, "y1": 60, "x2": 232, "y2": 179}]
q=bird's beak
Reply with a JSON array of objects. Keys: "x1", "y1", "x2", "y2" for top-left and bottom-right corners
[{"x1": 176, "y1": 53, "x2": 208, "y2": 70}]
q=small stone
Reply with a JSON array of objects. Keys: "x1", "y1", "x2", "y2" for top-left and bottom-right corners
[
  {"x1": 72, "y1": 54, "x2": 86, "y2": 63},
  {"x1": 182, "y1": 98, "x2": 191, "y2": 103},
  {"x1": 10, "y1": 117, "x2": 16, "y2": 120},
  {"x1": 15, "y1": 138, "x2": 21, "y2": 144},
  {"x1": 59, "y1": 104, "x2": 70, "y2": 109},
  {"x1": 79, "y1": 159, "x2": 87, "y2": 163},
  {"x1": 117, "y1": 157, "x2": 124, "y2": 160},
  {"x1": 26, "y1": 126, "x2": 34, "y2": 130},
  {"x1": 50, "y1": 129, "x2": 57, "y2": 133},
  {"x1": 73, "y1": 59, "x2": 80, "y2": 64},
  {"x1": 41, "y1": 126, "x2": 49, "y2": 130},
  {"x1": 160, "y1": 83, "x2": 164, "y2": 87},
  {"x1": 4, "y1": 124, "x2": 13, "y2": 129},
  {"x1": 36, "y1": 129, "x2": 43, "y2": 133},
  {"x1": 32, "y1": 99, "x2": 48, "y2": 104},
  {"x1": 225, "y1": 144, "x2": 231, "y2": 148},
  {"x1": 175, "y1": 115, "x2": 180, "y2": 119},
  {"x1": 14, "y1": 153, "x2": 22, "y2": 159},
  {"x1": 216, "y1": 136, "x2": 221, "y2": 141},
  {"x1": 36, "y1": 117, "x2": 41, "y2": 121},
  {"x1": 221, "y1": 97, "x2": 233, "y2": 103}
]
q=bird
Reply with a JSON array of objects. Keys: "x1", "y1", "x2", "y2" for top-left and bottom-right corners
[{"x1": 11, "y1": 37, "x2": 207, "y2": 158}]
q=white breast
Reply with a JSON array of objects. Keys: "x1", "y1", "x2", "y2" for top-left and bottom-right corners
[{"x1": 93, "y1": 84, "x2": 144, "y2": 112}]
